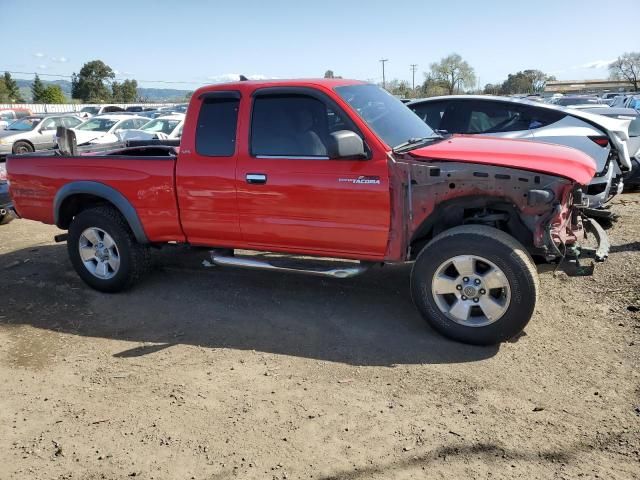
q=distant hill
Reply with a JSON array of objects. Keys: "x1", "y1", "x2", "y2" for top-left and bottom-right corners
[{"x1": 14, "y1": 78, "x2": 193, "y2": 103}]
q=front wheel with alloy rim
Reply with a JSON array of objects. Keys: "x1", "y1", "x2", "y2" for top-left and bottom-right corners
[
  {"x1": 67, "y1": 206, "x2": 150, "y2": 292},
  {"x1": 411, "y1": 225, "x2": 539, "y2": 345}
]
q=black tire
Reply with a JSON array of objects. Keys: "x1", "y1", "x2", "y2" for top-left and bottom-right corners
[
  {"x1": 0, "y1": 212, "x2": 13, "y2": 225},
  {"x1": 13, "y1": 141, "x2": 34, "y2": 154},
  {"x1": 410, "y1": 225, "x2": 538, "y2": 345},
  {"x1": 67, "y1": 206, "x2": 150, "y2": 292}
]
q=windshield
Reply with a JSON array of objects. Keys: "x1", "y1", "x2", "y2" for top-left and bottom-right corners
[
  {"x1": 80, "y1": 107, "x2": 100, "y2": 114},
  {"x1": 141, "y1": 118, "x2": 181, "y2": 134},
  {"x1": 6, "y1": 118, "x2": 40, "y2": 131},
  {"x1": 76, "y1": 118, "x2": 118, "y2": 132},
  {"x1": 335, "y1": 84, "x2": 436, "y2": 148}
]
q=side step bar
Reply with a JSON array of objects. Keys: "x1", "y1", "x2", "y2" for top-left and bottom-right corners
[{"x1": 205, "y1": 252, "x2": 370, "y2": 279}]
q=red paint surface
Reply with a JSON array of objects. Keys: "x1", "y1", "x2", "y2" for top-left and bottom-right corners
[{"x1": 409, "y1": 135, "x2": 596, "y2": 185}]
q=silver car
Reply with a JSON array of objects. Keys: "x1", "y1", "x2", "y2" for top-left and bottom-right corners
[
  {"x1": 408, "y1": 95, "x2": 633, "y2": 208},
  {"x1": 0, "y1": 114, "x2": 84, "y2": 156}
]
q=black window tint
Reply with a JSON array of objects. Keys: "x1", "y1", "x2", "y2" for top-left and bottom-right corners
[
  {"x1": 196, "y1": 97, "x2": 239, "y2": 156},
  {"x1": 438, "y1": 101, "x2": 472, "y2": 133},
  {"x1": 251, "y1": 95, "x2": 333, "y2": 157},
  {"x1": 410, "y1": 101, "x2": 447, "y2": 130}
]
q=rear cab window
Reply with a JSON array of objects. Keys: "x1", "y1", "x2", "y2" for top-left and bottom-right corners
[{"x1": 195, "y1": 93, "x2": 240, "y2": 156}]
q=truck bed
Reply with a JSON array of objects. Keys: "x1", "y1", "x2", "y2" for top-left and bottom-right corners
[{"x1": 7, "y1": 148, "x2": 185, "y2": 243}]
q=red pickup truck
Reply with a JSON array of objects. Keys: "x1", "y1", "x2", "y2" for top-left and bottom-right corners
[{"x1": 6, "y1": 79, "x2": 603, "y2": 345}]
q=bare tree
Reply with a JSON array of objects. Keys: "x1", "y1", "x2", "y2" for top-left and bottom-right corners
[
  {"x1": 609, "y1": 53, "x2": 640, "y2": 91},
  {"x1": 428, "y1": 53, "x2": 476, "y2": 95}
]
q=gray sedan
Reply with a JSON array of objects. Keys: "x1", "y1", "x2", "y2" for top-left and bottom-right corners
[{"x1": 0, "y1": 114, "x2": 84, "y2": 156}]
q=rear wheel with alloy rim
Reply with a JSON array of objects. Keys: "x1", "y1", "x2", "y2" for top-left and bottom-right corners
[
  {"x1": 78, "y1": 227, "x2": 121, "y2": 280},
  {"x1": 68, "y1": 206, "x2": 150, "y2": 292},
  {"x1": 411, "y1": 225, "x2": 538, "y2": 345}
]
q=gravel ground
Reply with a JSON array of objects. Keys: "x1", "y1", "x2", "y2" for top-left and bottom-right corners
[{"x1": 0, "y1": 194, "x2": 638, "y2": 480}]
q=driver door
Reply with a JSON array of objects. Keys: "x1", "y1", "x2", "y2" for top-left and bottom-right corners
[{"x1": 235, "y1": 89, "x2": 391, "y2": 259}]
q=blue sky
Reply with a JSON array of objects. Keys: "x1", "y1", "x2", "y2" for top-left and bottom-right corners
[{"x1": 2, "y1": 0, "x2": 638, "y2": 90}]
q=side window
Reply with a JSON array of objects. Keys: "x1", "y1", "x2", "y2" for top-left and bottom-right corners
[
  {"x1": 63, "y1": 117, "x2": 82, "y2": 128},
  {"x1": 40, "y1": 118, "x2": 56, "y2": 130},
  {"x1": 410, "y1": 101, "x2": 447, "y2": 130},
  {"x1": 116, "y1": 119, "x2": 135, "y2": 131},
  {"x1": 133, "y1": 119, "x2": 147, "y2": 128},
  {"x1": 465, "y1": 101, "x2": 565, "y2": 134},
  {"x1": 251, "y1": 94, "x2": 355, "y2": 158},
  {"x1": 439, "y1": 101, "x2": 472, "y2": 134},
  {"x1": 466, "y1": 101, "x2": 526, "y2": 133},
  {"x1": 195, "y1": 96, "x2": 239, "y2": 156}
]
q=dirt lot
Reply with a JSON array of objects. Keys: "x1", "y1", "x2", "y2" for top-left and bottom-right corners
[{"x1": 0, "y1": 195, "x2": 638, "y2": 480}]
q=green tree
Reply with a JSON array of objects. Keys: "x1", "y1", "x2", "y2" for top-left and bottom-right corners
[
  {"x1": 3, "y1": 72, "x2": 24, "y2": 102},
  {"x1": 483, "y1": 83, "x2": 501, "y2": 95},
  {"x1": 421, "y1": 73, "x2": 448, "y2": 97},
  {"x1": 324, "y1": 70, "x2": 335, "y2": 79},
  {"x1": 427, "y1": 53, "x2": 476, "y2": 95},
  {"x1": 71, "y1": 60, "x2": 115, "y2": 102},
  {"x1": 0, "y1": 77, "x2": 10, "y2": 102},
  {"x1": 609, "y1": 52, "x2": 640, "y2": 91},
  {"x1": 500, "y1": 70, "x2": 555, "y2": 94},
  {"x1": 31, "y1": 74, "x2": 46, "y2": 102},
  {"x1": 112, "y1": 79, "x2": 138, "y2": 103},
  {"x1": 39, "y1": 85, "x2": 66, "y2": 103}
]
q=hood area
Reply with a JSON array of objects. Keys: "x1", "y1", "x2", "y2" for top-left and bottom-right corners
[
  {"x1": 407, "y1": 135, "x2": 597, "y2": 185},
  {"x1": 71, "y1": 129, "x2": 107, "y2": 145}
]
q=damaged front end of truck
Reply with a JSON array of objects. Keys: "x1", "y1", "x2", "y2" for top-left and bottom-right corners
[{"x1": 385, "y1": 155, "x2": 609, "y2": 273}]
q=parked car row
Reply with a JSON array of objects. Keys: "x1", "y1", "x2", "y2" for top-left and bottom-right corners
[
  {"x1": 0, "y1": 114, "x2": 84, "y2": 155},
  {"x1": 0, "y1": 111, "x2": 186, "y2": 155}
]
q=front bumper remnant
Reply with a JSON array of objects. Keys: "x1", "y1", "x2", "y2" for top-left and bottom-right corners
[
  {"x1": 583, "y1": 217, "x2": 610, "y2": 262},
  {"x1": 558, "y1": 216, "x2": 609, "y2": 277}
]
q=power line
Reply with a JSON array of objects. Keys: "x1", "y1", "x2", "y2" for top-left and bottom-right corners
[
  {"x1": 1, "y1": 69, "x2": 205, "y2": 85},
  {"x1": 379, "y1": 59, "x2": 388, "y2": 89}
]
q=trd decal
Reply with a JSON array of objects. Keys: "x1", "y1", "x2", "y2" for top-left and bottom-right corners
[{"x1": 338, "y1": 176, "x2": 381, "y2": 185}]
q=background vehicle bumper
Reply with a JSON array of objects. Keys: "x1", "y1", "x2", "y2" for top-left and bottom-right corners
[
  {"x1": 0, "y1": 144, "x2": 13, "y2": 156},
  {"x1": 623, "y1": 159, "x2": 640, "y2": 188}
]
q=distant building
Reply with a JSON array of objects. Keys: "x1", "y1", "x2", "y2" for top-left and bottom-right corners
[{"x1": 545, "y1": 79, "x2": 631, "y2": 94}]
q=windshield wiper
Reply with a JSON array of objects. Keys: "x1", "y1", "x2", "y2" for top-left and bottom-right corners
[{"x1": 392, "y1": 135, "x2": 442, "y2": 153}]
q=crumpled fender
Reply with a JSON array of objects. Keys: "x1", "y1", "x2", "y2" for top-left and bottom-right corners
[{"x1": 409, "y1": 135, "x2": 597, "y2": 185}]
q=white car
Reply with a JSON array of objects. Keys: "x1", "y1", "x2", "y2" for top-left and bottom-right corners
[
  {"x1": 78, "y1": 105, "x2": 126, "y2": 119},
  {"x1": 72, "y1": 115, "x2": 150, "y2": 145},
  {"x1": 408, "y1": 95, "x2": 633, "y2": 209},
  {"x1": 117, "y1": 113, "x2": 185, "y2": 142}
]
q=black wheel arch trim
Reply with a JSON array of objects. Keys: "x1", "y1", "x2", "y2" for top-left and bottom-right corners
[{"x1": 53, "y1": 181, "x2": 149, "y2": 244}]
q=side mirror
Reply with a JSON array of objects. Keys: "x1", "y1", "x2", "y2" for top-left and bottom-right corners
[{"x1": 328, "y1": 130, "x2": 366, "y2": 159}]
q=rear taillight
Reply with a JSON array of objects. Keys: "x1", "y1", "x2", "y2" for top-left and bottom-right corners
[{"x1": 588, "y1": 136, "x2": 609, "y2": 147}]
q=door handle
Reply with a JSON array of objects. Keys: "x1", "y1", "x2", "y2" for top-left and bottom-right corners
[{"x1": 246, "y1": 173, "x2": 267, "y2": 185}]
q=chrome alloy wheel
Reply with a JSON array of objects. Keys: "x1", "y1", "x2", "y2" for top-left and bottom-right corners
[
  {"x1": 78, "y1": 227, "x2": 120, "y2": 280},
  {"x1": 431, "y1": 255, "x2": 511, "y2": 327}
]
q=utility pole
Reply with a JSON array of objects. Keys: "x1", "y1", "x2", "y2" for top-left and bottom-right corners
[
  {"x1": 379, "y1": 59, "x2": 388, "y2": 89},
  {"x1": 410, "y1": 64, "x2": 418, "y2": 91}
]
